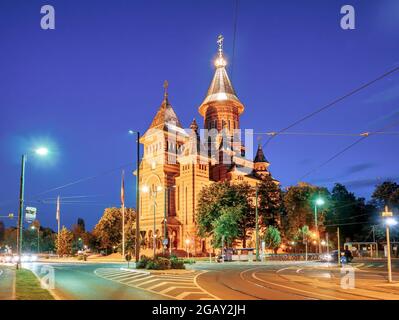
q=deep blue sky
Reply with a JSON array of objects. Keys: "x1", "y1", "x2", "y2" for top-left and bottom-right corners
[{"x1": 1, "y1": 0, "x2": 399, "y2": 230}]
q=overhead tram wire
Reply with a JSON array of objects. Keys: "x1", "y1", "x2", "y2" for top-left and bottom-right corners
[
  {"x1": 299, "y1": 118, "x2": 399, "y2": 181},
  {"x1": 254, "y1": 131, "x2": 399, "y2": 137},
  {"x1": 231, "y1": 0, "x2": 239, "y2": 81},
  {"x1": 28, "y1": 161, "x2": 134, "y2": 200},
  {"x1": 262, "y1": 65, "x2": 399, "y2": 148}
]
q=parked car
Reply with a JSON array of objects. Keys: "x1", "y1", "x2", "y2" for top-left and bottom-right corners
[{"x1": 320, "y1": 250, "x2": 353, "y2": 263}]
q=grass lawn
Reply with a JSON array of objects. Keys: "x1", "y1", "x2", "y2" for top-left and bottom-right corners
[{"x1": 15, "y1": 268, "x2": 54, "y2": 300}]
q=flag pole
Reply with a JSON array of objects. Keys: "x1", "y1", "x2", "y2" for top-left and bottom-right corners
[
  {"x1": 56, "y1": 195, "x2": 60, "y2": 258},
  {"x1": 121, "y1": 171, "x2": 125, "y2": 259}
]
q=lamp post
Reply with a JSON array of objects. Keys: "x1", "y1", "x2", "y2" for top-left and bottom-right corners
[
  {"x1": 129, "y1": 130, "x2": 141, "y2": 263},
  {"x1": 382, "y1": 206, "x2": 396, "y2": 283},
  {"x1": 255, "y1": 185, "x2": 259, "y2": 261},
  {"x1": 163, "y1": 186, "x2": 176, "y2": 254},
  {"x1": 16, "y1": 147, "x2": 49, "y2": 269},
  {"x1": 314, "y1": 197, "x2": 325, "y2": 254},
  {"x1": 142, "y1": 184, "x2": 162, "y2": 258}
]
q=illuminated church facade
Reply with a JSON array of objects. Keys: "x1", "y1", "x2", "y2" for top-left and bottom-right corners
[{"x1": 138, "y1": 36, "x2": 276, "y2": 255}]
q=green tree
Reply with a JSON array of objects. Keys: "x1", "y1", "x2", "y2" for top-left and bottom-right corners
[
  {"x1": 282, "y1": 182, "x2": 330, "y2": 240},
  {"x1": 212, "y1": 207, "x2": 241, "y2": 248},
  {"x1": 92, "y1": 207, "x2": 136, "y2": 254},
  {"x1": 56, "y1": 226, "x2": 74, "y2": 256},
  {"x1": 257, "y1": 175, "x2": 283, "y2": 227},
  {"x1": 372, "y1": 181, "x2": 399, "y2": 209},
  {"x1": 263, "y1": 226, "x2": 281, "y2": 253},
  {"x1": 0, "y1": 221, "x2": 4, "y2": 244},
  {"x1": 196, "y1": 182, "x2": 254, "y2": 247}
]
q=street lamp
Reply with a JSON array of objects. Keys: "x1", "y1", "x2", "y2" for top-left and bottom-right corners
[
  {"x1": 128, "y1": 130, "x2": 141, "y2": 263},
  {"x1": 163, "y1": 185, "x2": 176, "y2": 254},
  {"x1": 255, "y1": 185, "x2": 260, "y2": 261},
  {"x1": 142, "y1": 184, "x2": 162, "y2": 258},
  {"x1": 16, "y1": 146, "x2": 49, "y2": 269},
  {"x1": 314, "y1": 197, "x2": 325, "y2": 254},
  {"x1": 382, "y1": 206, "x2": 397, "y2": 283}
]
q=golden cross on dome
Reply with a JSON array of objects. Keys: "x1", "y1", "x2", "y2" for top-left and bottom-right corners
[
  {"x1": 163, "y1": 80, "x2": 169, "y2": 99},
  {"x1": 217, "y1": 34, "x2": 224, "y2": 56}
]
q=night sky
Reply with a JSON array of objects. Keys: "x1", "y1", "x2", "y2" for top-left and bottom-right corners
[{"x1": 1, "y1": 0, "x2": 398, "y2": 230}]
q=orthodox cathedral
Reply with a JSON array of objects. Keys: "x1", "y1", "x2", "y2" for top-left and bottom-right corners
[{"x1": 138, "y1": 36, "x2": 276, "y2": 255}]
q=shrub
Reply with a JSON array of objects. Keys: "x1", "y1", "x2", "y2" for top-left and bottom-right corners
[
  {"x1": 136, "y1": 255, "x2": 150, "y2": 269},
  {"x1": 146, "y1": 257, "x2": 171, "y2": 270},
  {"x1": 77, "y1": 254, "x2": 87, "y2": 261},
  {"x1": 157, "y1": 257, "x2": 171, "y2": 269},
  {"x1": 146, "y1": 260, "x2": 157, "y2": 270},
  {"x1": 170, "y1": 258, "x2": 185, "y2": 269}
]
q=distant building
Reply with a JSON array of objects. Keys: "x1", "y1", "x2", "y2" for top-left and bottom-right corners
[{"x1": 138, "y1": 36, "x2": 277, "y2": 255}]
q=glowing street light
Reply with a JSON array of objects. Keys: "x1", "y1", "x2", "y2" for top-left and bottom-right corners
[
  {"x1": 386, "y1": 218, "x2": 398, "y2": 226},
  {"x1": 35, "y1": 147, "x2": 49, "y2": 156}
]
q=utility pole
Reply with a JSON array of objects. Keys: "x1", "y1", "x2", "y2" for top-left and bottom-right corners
[
  {"x1": 16, "y1": 154, "x2": 26, "y2": 270},
  {"x1": 222, "y1": 235, "x2": 225, "y2": 263},
  {"x1": 135, "y1": 132, "x2": 140, "y2": 263},
  {"x1": 129, "y1": 130, "x2": 141, "y2": 263},
  {"x1": 121, "y1": 170, "x2": 125, "y2": 258},
  {"x1": 386, "y1": 222, "x2": 392, "y2": 283},
  {"x1": 382, "y1": 206, "x2": 395, "y2": 283},
  {"x1": 337, "y1": 227, "x2": 341, "y2": 267},
  {"x1": 163, "y1": 188, "x2": 168, "y2": 254},
  {"x1": 255, "y1": 186, "x2": 259, "y2": 261},
  {"x1": 153, "y1": 196, "x2": 157, "y2": 258}
]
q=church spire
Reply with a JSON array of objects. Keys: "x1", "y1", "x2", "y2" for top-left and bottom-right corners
[
  {"x1": 146, "y1": 81, "x2": 182, "y2": 132},
  {"x1": 215, "y1": 34, "x2": 227, "y2": 68},
  {"x1": 163, "y1": 80, "x2": 169, "y2": 104},
  {"x1": 198, "y1": 35, "x2": 244, "y2": 117}
]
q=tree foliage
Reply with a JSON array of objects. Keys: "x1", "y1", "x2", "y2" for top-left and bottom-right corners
[
  {"x1": 56, "y1": 226, "x2": 74, "y2": 256},
  {"x1": 211, "y1": 207, "x2": 241, "y2": 248},
  {"x1": 196, "y1": 182, "x2": 254, "y2": 247},
  {"x1": 282, "y1": 183, "x2": 330, "y2": 240},
  {"x1": 372, "y1": 181, "x2": 399, "y2": 209},
  {"x1": 0, "y1": 221, "x2": 4, "y2": 243},
  {"x1": 263, "y1": 225, "x2": 281, "y2": 252},
  {"x1": 257, "y1": 175, "x2": 283, "y2": 227},
  {"x1": 92, "y1": 207, "x2": 136, "y2": 253}
]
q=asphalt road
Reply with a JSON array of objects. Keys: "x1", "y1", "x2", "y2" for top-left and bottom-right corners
[
  {"x1": 195, "y1": 259, "x2": 399, "y2": 300},
  {"x1": 13, "y1": 259, "x2": 399, "y2": 300},
  {"x1": 25, "y1": 262, "x2": 171, "y2": 300}
]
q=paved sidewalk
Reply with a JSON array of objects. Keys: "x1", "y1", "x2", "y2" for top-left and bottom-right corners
[{"x1": 0, "y1": 266, "x2": 15, "y2": 300}]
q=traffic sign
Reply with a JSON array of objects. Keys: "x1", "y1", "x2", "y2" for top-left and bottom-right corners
[{"x1": 25, "y1": 207, "x2": 37, "y2": 222}]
